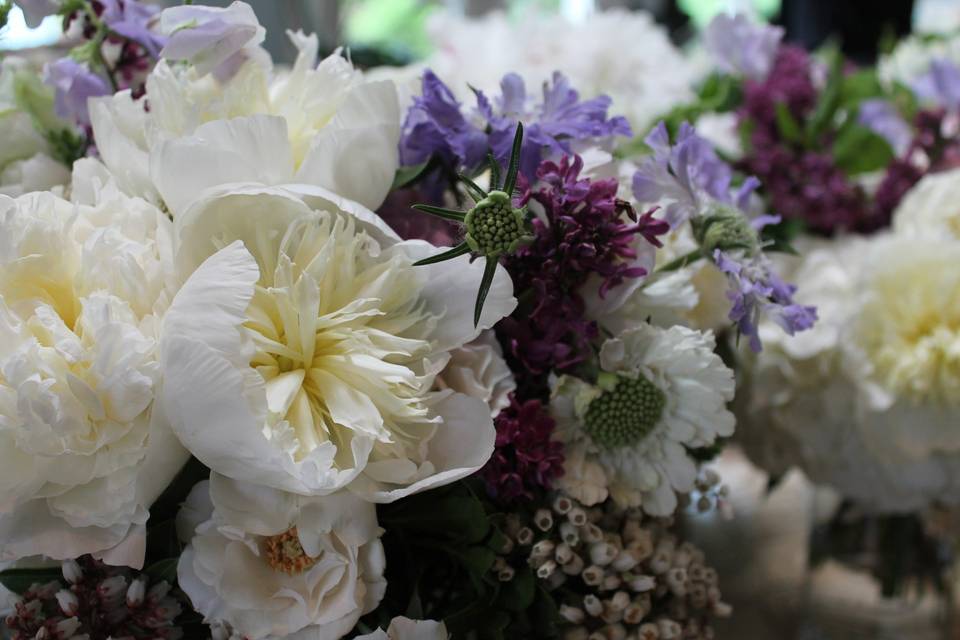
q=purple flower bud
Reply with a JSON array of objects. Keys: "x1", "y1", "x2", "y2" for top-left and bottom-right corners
[
  {"x1": 43, "y1": 58, "x2": 111, "y2": 126},
  {"x1": 159, "y1": 1, "x2": 264, "y2": 78},
  {"x1": 704, "y1": 13, "x2": 784, "y2": 80}
]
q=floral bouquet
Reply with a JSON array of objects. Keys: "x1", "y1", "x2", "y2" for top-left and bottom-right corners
[{"x1": 0, "y1": 2, "x2": 816, "y2": 638}]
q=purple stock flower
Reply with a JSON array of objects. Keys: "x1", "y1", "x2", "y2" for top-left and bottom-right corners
[
  {"x1": 43, "y1": 58, "x2": 111, "y2": 125},
  {"x1": 632, "y1": 121, "x2": 747, "y2": 226},
  {"x1": 159, "y1": 1, "x2": 264, "y2": 78},
  {"x1": 704, "y1": 13, "x2": 784, "y2": 80},
  {"x1": 913, "y1": 58, "x2": 960, "y2": 110},
  {"x1": 14, "y1": 0, "x2": 58, "y2": 28},
  {"x1": 713, "y1": 249, "x2": 817, "y2": 352},
  {"x1": 859, "y1": 99, "x2": 913, "y2": 157},
  {"x1": 399, "y1": 70, "x2": 488, "y2": 171},
  {"x1": 100, "y1": 0, "x2": 166, "y2": 58}
]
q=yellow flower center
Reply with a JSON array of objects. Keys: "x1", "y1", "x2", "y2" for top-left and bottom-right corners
[{"x1": 263, "y1": 527, "x2": 318, "y2": 575}]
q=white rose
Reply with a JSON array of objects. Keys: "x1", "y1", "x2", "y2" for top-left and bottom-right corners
[
  {"x1": 892, "y1": 167, "x2": 960, "y2": 241},
  {"x1": 91, "y1": 24, "x2": 400, "y2": 211},
  {"x1": 357, "y1": 617, "x2": 449, "y2": 640},
  {"x1": 177, "y1": 475, "x2": 385, "y2": 640},
  {"x1": 0, "y1": 183, "x2": 186, "y2": 567},
  {"x1": 437, "y1": 331, "x2": 515, "y2": 417},
  {"x1": 158, "y1": 169, "x2": 516, "y2": 501}
]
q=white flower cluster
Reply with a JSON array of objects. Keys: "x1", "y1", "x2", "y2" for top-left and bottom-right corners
[{"x1": 738, "y1": 167, "x2": 960, "y2": 512}]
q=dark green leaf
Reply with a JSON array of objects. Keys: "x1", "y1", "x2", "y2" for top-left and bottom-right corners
[
  {"x1": 832, "y1": 123, "x2": 894, "y2": 175},
  {"x1": 774, "y1": 102, "x2": 803, "y2": 145},
  {"x1": 412, "y1": 204, "x2": 466, "y2": 222},
  {"x1": 413, "y1": 242, "x2": 471, "y2": 266},
  {"x1": 458, "y1": 173, "x2": 488, "y2": 203},
  {"x1": 474, "y1": 257, "x2": 498, "y2": 327},
  {"x1": 656, "y1": 248, "x2": 704, "y2": 273},
  {"x1": 496, "y1": 567, "x2": 535, "y2": 612},
  {"x1": 0, "y1": 568, "x2": 63, "y2": 595},
  {"x1": 391, "y1": 160, "x2": 431, "y2": 190},
  {"x1": 805, "y1": 51, "x2": 844, "y2": 142},
  {"x1": 839, "y1": 69, "x2": 885, "y2": 107},
  {"x1": 0, "y1": 1, "x2": 12, "y2": 30},
  {"x1": 379, "y1": 494, "x2": 490, "y2": 544},
  {"x1": 144, "y1": 558, "x2": 178, "y2": 585},
  {"x1": 503, "y1": 122, "x2": 524, "y2": 196},
  {"x1": 458, "y1": 546, "x2": 496, "y2": 577},
  {"x1": 487, "y1": 152, "x2": 501, "y2": 191}
]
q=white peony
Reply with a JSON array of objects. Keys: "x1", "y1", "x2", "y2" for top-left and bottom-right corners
[
  {"x1": 356, "y1": 617, "x2": 448, "y2": 640},
  {"x1": 739, "y1": 235, "x2": 960, "y2": 512},
  {"x1": 878, "y1": 32, "x2": 960, "y2": 89},
  {"x1": 177, "y1": 475, "x2": 386, "y2": 640},
  {"x1": 892, "y1": 167, "x2": 960, "y2": 240},
  {"x1": 382, "y1": 8, "x2": 697, "y2": 132},
  {"x1": 158, "y1": 177, "x2": 516, "y2": 502},
  {"x1": 550, "y1": 324, "x2": 735, "y2": 515},
  {"x1": 0, "y1": 181, "x2": 186, "y2": 567},
  {"x1": 91, "y1": 26, "x2": 400, "y2": 211},
  {"x1": 436, "y1": 331, "x2": 514, "y2": 418},
  {"x1": 0, "y1": 57, "x2": 70, "y2": 197}
]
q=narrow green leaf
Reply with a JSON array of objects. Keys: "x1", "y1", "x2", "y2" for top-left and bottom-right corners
[
  {"x1": 391, "y1": 160, "x2": 431, "y2": 190},
  {"x1": 413, "y1": 242, "x2": 471, "y2": 266},
  {"x1": 805, "y1": 51, "x2": 844, "y2": 142},
  {"x1": 144, "y1": 558, "x2": 179, "y2": 585},
  {"x1": 474, "y1": 257, "x2": 498, "y2": 327},
  {"x1": 496, "y1": 567, "x2": 535, "y2": 612},
  {"x1": 458, "y1": 173, "x2": 488, "y2": 203},
  {"x1": 0, "y1": 568, "x2": 64, "y2": 595},
  {"x1": 655, "y1": 248, "x2": 704, "y2": 273},
  {"x1": 487, "y1": 152, "x2": 501, "y2": 191},
  {"x1": 774, "y1": 102, "x2": 803, "y2": 145},
  {"x1": 503, "y1": 122, "x2": 524, "y2": 196},
  {"x1": 412, "y1": 204, "x2": 466, "y2": 222},
  {"x1": 832, "y1": 123, "x2": 894, "y2": 175}
]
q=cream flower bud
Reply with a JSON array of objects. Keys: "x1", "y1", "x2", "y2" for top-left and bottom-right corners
[
  {"x1": 590, "y1": 542, "x2": 618, "y2": 566},
  {"x1": 629, "y1": 574, "x2": 656, "y2": 592},
  {"x1": 535, "y1": 509, "x2": 554, "y2": 531},
  {"x1": 657, "y1": 619, "x2": 681, "y2": 639},
  {"x1": 62, "y1": 561, "x2": 83, "y2": 585},
  {"x1": 583, "y1": 594, "x2": 603, "y2": 617},
  {"x1": 638, "y1": 623, "x2": 660, "y2": 640},
  {"x1": 563, "y1": 554, "x2": 585, "y2": 576},
  {"x1": 56, "y1": 590, "x2": 79, "y2": 616},
  {"x1": 126, "y1": 577, "x2": 147, "y2": 607},
  {"x1": 559, "y1": 605, "x2": 585, "y2": 624},
  {"x1": 582, "y1": 565, "x2": 605, "y2": 586},
  {"x1": 555, "y1": 543, "x2": 574, "y2": 565},
  {"x1": 560, "y1": 522, "x2": 581, "y2": 546}
]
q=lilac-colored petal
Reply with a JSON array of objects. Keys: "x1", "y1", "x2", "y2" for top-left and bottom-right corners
[
  {"x1": 750, "y1": 213, "x2": 781, "y2": 230},
  {"x1": 100, "y1": 0, "x2": 166, "y2": 57},
  {"x1": 159, "y1": 0, "x2": 264, "y2": 78},
  {"x1": 858, "y1": 99, "x2": 912, "y2": 157},
  {"x1": 499, "y1": 73, "x2": 526, "y2": 116},
  {"x1": 735, "y1": 176, "x2": 761, "y2": 210},
  {"x1": 43, "y1": 58, "x2": 111, "y2": 126},
  {"x1": 704, "y1": 13, "x2": 784, "y2": 80}
]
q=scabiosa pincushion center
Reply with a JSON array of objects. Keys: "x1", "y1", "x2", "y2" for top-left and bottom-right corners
[
  {"x1": 584, "y1": 373, "x2": 666, "y2": 448},
  {"x1": 465, "y1": 191, "x2": 530, "y2": 256},
  {"x1": 694, "y1": 205, "x2": 760, "y2": 255}
]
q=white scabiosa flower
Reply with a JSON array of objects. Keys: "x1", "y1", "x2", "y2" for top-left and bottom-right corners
[
  {"x1": 356, "y1": 617, "x2": 449, "y2": 640},
  {"x1": 90, "y1": 24, "x2": 400, "y2": 212},
  {"x1": 159, "y1": 180, "x2": 516, "y2": 501},
  {"x1": 0, "y1": 182, "x2": 186, "y2": 567},
  {"x1": 177, "y1": 475, "x2": 386, "y2": 640},
  {"x1": 550, "y1": 324, "x2": 735, "y2": 515},
  {"x1": 740, "y1": 235, "x2": 960, "y2": 512},
  {"x1": 437, "y1": 331, "x2": 515, "y2": 417},
  {"x1": 892, "y1": 167, "x2": 960, "y2": 241}
]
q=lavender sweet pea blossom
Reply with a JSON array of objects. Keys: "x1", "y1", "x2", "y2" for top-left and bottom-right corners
[
  {"x1": 858, "y1": 99, "x2": 912, "y2": 157},
  {"x1": 43, "y1": 58, "x2": 111, "y2": 125},
  {"x1": 159, "y1": 1, "x2": 264, "y2": 78},
  {"x1": 714, "y1": 250, "x2": 817, "y2": 352},
  {"x1": 100, "y1": 0, "x2": 166, "y2": 58},
  {"x1": 632, "y1": 121, "x2": 743, "y2": 226},
  {"x1": 399, "y1": 69, "x2": 488, "y2": 170},
  {"x1": 14, "y1": 0, "x2": 58, "y2": 28},
  {"x1": 704, "y1": 13, "x2": 784, "y2": 80}
]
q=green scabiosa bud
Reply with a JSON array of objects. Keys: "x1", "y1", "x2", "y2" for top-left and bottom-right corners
[
  {"x1": 465, "y1": 190, "x2": 531, "y2": 256},
  {"x1": 583, "y1": 372, "x2": 666, "y2": 449},
  {"x1": 693, "y1": 204, "x2": 759, "y2": 255}
]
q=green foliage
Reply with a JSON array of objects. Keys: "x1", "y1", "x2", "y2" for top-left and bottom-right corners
[
  {"x1": 659, "y1": 72, "x2": 742, "y2": 139},
  {"x1": 391, "y1": 159, "x2": 431, "y2": 190},
  {"x1": 0, "y1": 1, "x2": 12, "y2": 31},
  {"x1": 0, "y1": 567, "x2": 64, "y2": 595},
  {"x1": 45, "y1": 127, "x2": 88, "y2": 166},
  {"x1": 832, "y1": 122, "x2": 894, "y2": 175}
]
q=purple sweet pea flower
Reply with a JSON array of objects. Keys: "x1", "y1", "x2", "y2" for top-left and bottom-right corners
[
  {"x1": 713, "y1": 249, "x2": 817, "y2": 352},
  {"x1": 14, "y1": 0, "x2": 58, "y2": 28},
  {"x1": 704, "y1": 13, "x2": 784, "y2": 80},
  {"x1": 399, "y1": 69, "x2": 488, "y2": 171},
  {"x1": 159, "y1": 1, "x2": 264, "y2": 78},
  {"x1": 100, "y1": 0, "x2": 166, "y2": 58},
  {"x1": 858, "y1": 99, "x2": 912, "y2": 157},
  {"x1": 43, "y1": 58, "x2": 111, "y2": 126},
  {"x1": 632, "y1": 121, "x2": 735, "y2": 226},
  {"x1": 912, "y1": 58, "x2": 960, "y2": 111}
]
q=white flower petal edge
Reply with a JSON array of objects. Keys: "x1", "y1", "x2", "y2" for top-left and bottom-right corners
[
  {"x1": 160, "y1": 188, "x2": 515, "y2": 499},
  {"x1": 437, "y1": 331, "x2": 515, "y2": 418},
  {"x1": 0, "y1": 184, "x2": 186, "y2": 567},
  {"x1": 892, "y1": 166, "x2": 960, "y2": 241},
  {"x1": 356, "y1": 617, "x2": 449, "y2": 640},
  {"x1": 551, "y1": 324, "x2": 735, "y2": 516},
  {"x1": 177, "y1": 475, "x2": 385, "y2": 640}
]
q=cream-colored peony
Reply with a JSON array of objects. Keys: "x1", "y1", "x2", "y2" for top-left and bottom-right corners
[
  {"x1": 0, "y1": 57, "x2": 70, "y2": 197},
  {"x1": 740, "y1": 235, "x2": 960, "y2": 512},
  {"x1": 158, "y1": 174, "x2": 516, "y2": 502},
  {"x1": 0, "y1": 180, "x2": 186, "y2": 567},
  {"x1": 550, "y1": 324, "x2": 735, "y2": 515},
  {"x1": 436, "y1": 331, "x2": 514, "y2": 418},
  {"x1": 177, "y1": 475, "x2": 385, "y2": 640},
  {"x1": 91, "y1": 24, "x2": 399, "y2": 211},
  {"x1": 356, "y1": 618, "x2": 448, "y2": 640},
  {"x1": 892, "y1": 167, "x2": 960, "y2": 240},
  {"x1": 878, "y1": 32, "x2": 960, "y2": 90}
]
